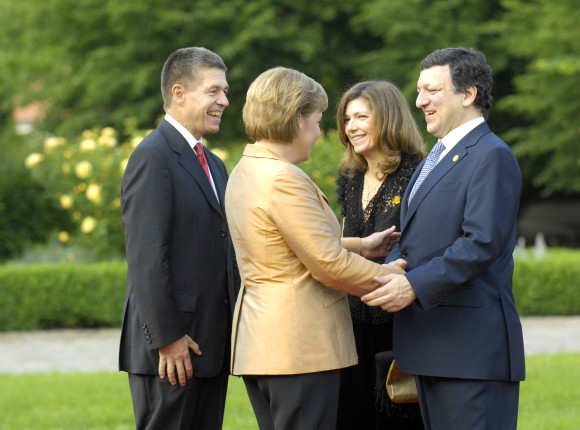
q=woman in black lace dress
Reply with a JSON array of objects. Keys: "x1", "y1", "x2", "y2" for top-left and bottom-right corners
[{"x1": 336, "y1": 81, "x2": 425, "y2": 430}]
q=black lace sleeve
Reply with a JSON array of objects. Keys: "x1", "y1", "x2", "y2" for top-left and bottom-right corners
[{"x1": 335, "y1": 172, "x2": 348, "y2": 218}]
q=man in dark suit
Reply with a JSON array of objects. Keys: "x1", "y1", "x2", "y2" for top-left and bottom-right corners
[
  {"x1": 362, "y1": 48, "x2": 525, "y2": 429},
  {"x1": 119, "y1": 47, "x2": 239, "y2": 430}
]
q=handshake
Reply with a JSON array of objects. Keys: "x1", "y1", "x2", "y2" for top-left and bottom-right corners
[{"x1": 359, "y1": 225, "x2": 416, "y2": 313}]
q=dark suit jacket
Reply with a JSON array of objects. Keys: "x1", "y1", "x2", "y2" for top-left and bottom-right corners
[
  {"x1": 386, "y1": 122, "x2": 525, "y2": 382},
  {"x1": 119, "y1": 118, "x2": 239, "y2": 378}
]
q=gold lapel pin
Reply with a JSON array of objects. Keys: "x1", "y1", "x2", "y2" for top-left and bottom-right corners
[{"x1": 453, "y1": 155, "x2": 459, "y2": 162}]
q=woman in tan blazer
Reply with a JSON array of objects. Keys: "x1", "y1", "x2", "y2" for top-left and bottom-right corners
[{"x1": 224, "y1": 67, "x2": 405, "y2": 430}]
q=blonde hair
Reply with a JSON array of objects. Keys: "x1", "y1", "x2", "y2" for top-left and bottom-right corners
[
  {"x1": 337, "y1": 80, "x2": 425, "y2": 178},
  {"x1": 243, "y1": 67, "x2": 328, "y2": 143}
]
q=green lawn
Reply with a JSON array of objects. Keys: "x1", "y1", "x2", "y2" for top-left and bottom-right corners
[{"x1": 0, "y1": 353, "x2": 578, "y2": 429}]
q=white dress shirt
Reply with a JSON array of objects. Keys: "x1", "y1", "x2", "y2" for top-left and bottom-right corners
[
  {"x1": 438, "y1": 116, "x2": 485, "y2": 161},
  {"x1": 165, "y1": 114, "x2": 219, "y2": 201}
]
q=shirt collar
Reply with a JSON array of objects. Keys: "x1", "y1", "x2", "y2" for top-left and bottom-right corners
[
  {"x1": 440, "y1": 117, "x2": 485, "y2": 157},
  {"x1": 164, "y1": 113, "x2": 202, "y2": 151}
]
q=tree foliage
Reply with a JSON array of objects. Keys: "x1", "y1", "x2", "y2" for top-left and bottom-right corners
[
  {"x1": 352, "y1": 0, "x2": 505, "y2": 89},
  {"x1": 0, "y1": 0, "x2": 374, "y2": 140},
  {"x1": 496, "y1": 0, "x2": 580, "y2": 196},
  {"x1": 1, "y1": 0, "x2": 579, "y2": 262}
]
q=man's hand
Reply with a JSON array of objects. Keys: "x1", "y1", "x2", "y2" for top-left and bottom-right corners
[
  {"x1": 363, "y1": 273, "x2": 417, "y2": 312},
  {"x1": 360, "y1": 226, "x2": 401, "y2": 259},
  {"x1": 158, "y1": 335, "x2": 202, "y2": 386}
]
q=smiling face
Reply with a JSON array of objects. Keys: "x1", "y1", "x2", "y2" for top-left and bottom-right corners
[
  {"x1": 344, "y1": 97, "x2": 379, "y2": 159},
  {"x1": 179, "y1": 67, "x2": 229, "y2": 140},
  {"x1": 416, "y1": 65, "x2": 476, "y2": 139}
]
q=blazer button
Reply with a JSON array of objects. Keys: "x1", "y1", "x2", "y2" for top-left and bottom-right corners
[
  {"x1": 402, "y1": 250, "x2": 408, "y2": 258},
  {"x1": 224, "y1": 299, "x2": 230, "y2": 307},
  {"x1": 220, "y1": 230, "x2": 227, "y2": 238}
]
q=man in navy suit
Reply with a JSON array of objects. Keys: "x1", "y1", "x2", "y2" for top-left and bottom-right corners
[
  {"x1": 120, "y1": 47, "x2": 239, "y2": 429},
  {"x1": 363, "y1": 48, "x2": 525, "y2": 429}
]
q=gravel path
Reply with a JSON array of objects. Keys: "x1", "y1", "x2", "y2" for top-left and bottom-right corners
[{"x1": 1, "y1": 316, "x2": 579, "y2": 374}]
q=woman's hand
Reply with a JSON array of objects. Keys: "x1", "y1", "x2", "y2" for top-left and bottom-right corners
[
  {"x1": 383, "y1": 258, "x2": 407, "y2": 275},
  {"x1": 363, "y1": 273, "x2": 417, "y2": 312},
  {"x1": 360, "y1": 226, "x2": 401, "y2": 258}
]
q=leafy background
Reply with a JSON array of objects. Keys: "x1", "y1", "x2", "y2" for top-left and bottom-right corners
[{"x1": 1, "y1": 0, "x2": 579, "y2": 261}]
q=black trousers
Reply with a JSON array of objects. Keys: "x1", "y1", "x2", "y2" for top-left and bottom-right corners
[
  {"x1": 128, "y1": 367, "x2": 229, "y2": 430},
  {"x1": 416, "y1": 375, "x2": 520, "y2": 430},
  {"x1": 243, "y1": 370, "x2": 340, "y2": 430}
]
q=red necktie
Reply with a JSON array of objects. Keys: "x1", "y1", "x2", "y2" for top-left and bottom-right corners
[{"x1": 194, "y1": 143, "x2": 211, "y2": 182}]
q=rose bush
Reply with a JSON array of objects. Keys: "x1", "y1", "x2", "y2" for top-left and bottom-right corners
[
  {"x1": 24, "y1": 126, "x2": 345, "y2": 261},
  {"x1": 25, "y1": 126, "x2": 148, "y2": 259}
]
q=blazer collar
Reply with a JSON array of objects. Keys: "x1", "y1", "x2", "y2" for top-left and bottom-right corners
[
  {"x1": 158, "y1": 119, "x2": 224, "y2": 217},
  {"x1": 241, "y1": 143, "x2": 331, "y2": 205},
  {"x1": 241, "y1": 142, "x2": 291, "y2": 163},
  {"x1": 402, "y1": 122, "x2": 491, "y2": 230}
]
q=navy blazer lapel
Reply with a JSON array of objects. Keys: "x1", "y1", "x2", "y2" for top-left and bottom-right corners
[
  {"x1": 159, "y1": 120, "x2": 224, "y2": 217},
  {"x1": 402, "y1": 122, "x2": 491, "y2": 231},
  {"x1": 401, "y1": 158, "x2": 425, "y2": 226}
]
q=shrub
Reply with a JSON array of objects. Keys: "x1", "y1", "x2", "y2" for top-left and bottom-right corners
[
  {"x1": 0, "y1": 262, "x2": 126, "y2": 331},
  {"x1": 298, "y1": 129, "x2": 346, "y2": 219},
  {"x1": 0, "y1": 129, "x2": 73, "y2": 263},
  {"x1": 0, "y1": 249, "x2": 578, "y2": 332},
  {"x1": 23, "y1": 127, "x2": 148, "y2": 260},
  {"x1": 513, "y1": 248, "x2": 580, "y2": 316},
  {"x1": 0, "y1": 166, "x2": 71, "y2": 262}
]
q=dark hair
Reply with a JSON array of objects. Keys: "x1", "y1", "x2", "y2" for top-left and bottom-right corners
[
  {"x1": 161, "y1": 47, "x2": 227, "y2": 110},
  {"x1": 337, "y1": 80, "x2": 424, "y2": 178},
  {"x1": 421, "y1": 48, "x2": 493, "y2": 119}
]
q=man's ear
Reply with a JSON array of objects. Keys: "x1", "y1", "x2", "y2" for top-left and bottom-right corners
[
  {"x1": 172, "y1": 84, "x2": 185, "y2": 105},
  {"x1": 462, "y1": 85, "x2": 477, "y2": 107}
]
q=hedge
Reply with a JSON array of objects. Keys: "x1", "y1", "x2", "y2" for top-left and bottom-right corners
[
  {"x1": 0, "y1": 261, "x2": 126, "y2": 331},
  {"x1": 0, "y1": 249, "x2": 578, "y2": 331},
  {"x1": 512, "y1": 248, "x2": 580, "y2": 316}
]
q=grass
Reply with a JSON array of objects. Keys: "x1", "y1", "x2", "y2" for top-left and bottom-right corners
[
  {"x1": 0, "y1": 373, "x2": 256, "y2": 430},
  {"x1": 0, "y1": 353, "x2": 578, "y2": 429},
  {"x1": 517, "y1": 353, "x2": 580, "y2": 429}
]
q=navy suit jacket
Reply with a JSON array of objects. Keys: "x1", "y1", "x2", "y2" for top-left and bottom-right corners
[
  {"x1": 386, "y1": 122, "x2": 525, "y2": 382},
  {"x1": 119, "y1": 119, "x2": 240, "y2": 377}
]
